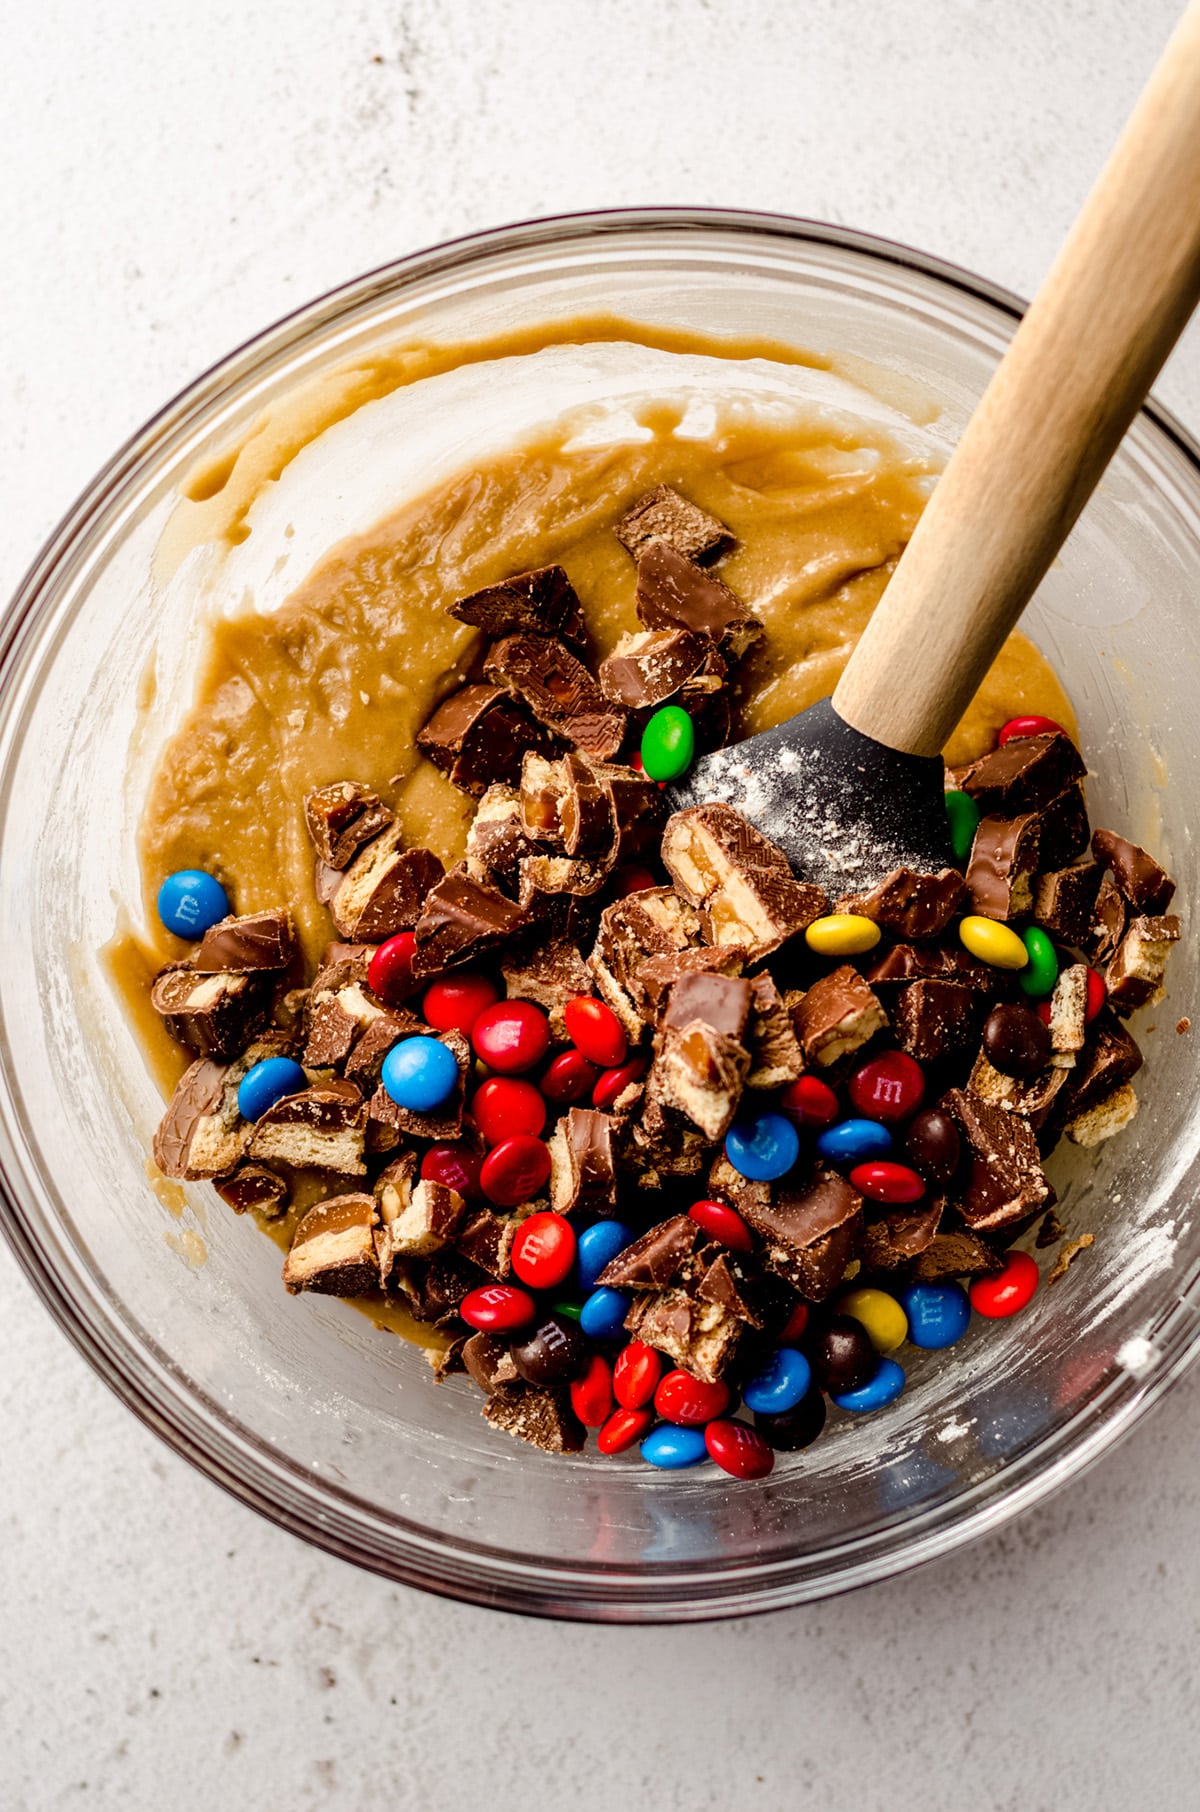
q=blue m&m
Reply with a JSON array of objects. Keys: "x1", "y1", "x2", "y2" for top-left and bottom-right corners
[
  {"x1": 900, "y1": 1282, "x2": 972, "y2": 1350},
  {"x1": 815, "y1": 1118, "x2": 892, "y2": 1165},
  {"x1": 831, "y1": 1357, "x2": 906, "y2": 1413},
  {"x1": 157, "y1": 869, "x2": 231, "y2": 939},
  {"x1": 640, "y1": 1424, "x2": 709, "y2": 1469},
  {"x1": 381, "y1": 1037, "x2": 459, "y2": 1112},
  {"x1": 575, "y1": 1220, "x2": 636, "y2": 1293},
  {"x1": 579, "y1": 1286, "x2": 632, "y2": 1343},
  {"x1": 725, "y1": 1112, "x2": 800, "y2": 1182},
  {"x1": 742, "y1": 1347, "x2": 812, "y2": 1416},
  {"x1": 237, "y1": 1056, "x2": 306, "y2": 1122}
]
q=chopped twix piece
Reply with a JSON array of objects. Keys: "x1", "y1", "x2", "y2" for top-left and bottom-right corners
[
  {"x1": 328, "y1": 825, "x2": 444, "y2": 942},
  {"x1": 417, "y1": 683, "x2": 561, "y2": 796},
  {"x1": 1104, "y1": 914, "x2": 1180, "y2": 1014},
  {"x1": 302, "y1": 960, "x2": 404, "y2": 1070},
  {"x1": 1065, "y1": 1081, "x2": 1139, "y2": 1146},
  {"x1": 661, "y1": 802, "x2": 826, "y2": 959},
  {"x1": 1046, "y1": 963, "x2": 1088, "y2": 1063},
  {"x1": 484, "y1": 634, "x2": 626, "y2": 762},
  {"x1": 1052, "y1": 1014, "x2": 1143, "y2": 1127},
  {"x1": 740, "y1": 1168, "x2": 863, "y2": 1301},
  {"x1": 837, "y1": 866, "x2": 965, "y2": 941},
  {"x1": 625, "y1": 1287, "x2": 743, "y2": 1384},
  {"x1": 375, "y1": 1163, "x2": 465, "y2": 1278},
  {"x1": 547, "y1": 1108, "x2": 618, "y2": 1217},
  {"x1": 615, "y1": 485, "x2": 735, "y2": 565},
  {"x1": 466, "y1": 783, "x2": 541, "y2": 886},
  {"x1": 599, "y1": 627, "x2": 721, "y2": 711},
  {"x1": 501, "y1": 937, "x2": 593, "y2": 1038},
  {"x1": 153, "y1": 1037, "x2": 288, "y2": 1180},
  {"x1": 941, "y1": 1088, "x2": 1054, "y2": 1230},
  {"x1": 892, "y1": 978, "x2": 981, "y2": 1063},
  {"x1": 214, "y1": 1163, "x2": 289, "y2": 1219},
  {"x1": 745, "y1": 972, "x2": 806, "y2": 1089},
  {"x1": 482, "y1": 1387, "x2": 585, "y2": 1453},
  {"x1": 248, "y1": 1079, "x2": 368, "y2": 1176},
  {"x1": 1092, "y1": 828, "x2": 1176, "y2": 914},
  {"x1": 965, "y1": 814, "x2": 1040, "y2": 920},
  {"x1": 447, "y1": 565, "x2": 587, "y2": 649},
  {"x1": 649, "y1": 972, "x2": 753, "y2": 1139},
  {"x1": 1037, "y1": 783, "x2": 1090, "y2": 868},
  {"x1": 192, "y1": 908, "x2": 296, "y2": 974},
  {"x1": 519, "y1": 751, "x2": 568, "y2": 843},
  {"x1": 303, "y1": 782, "x2": 394, "y2": 870},
  {"x1": 588, "y1": 886, "x2": 702, "y2": 1037},
  {"x1": 150, "y1": 966, "x2": 272, "y2": 1058},
  {"x1": 1033, "y1": 862, "x2": 1103, "y2": 947},
  {"x1": 635, "y1": 541, "x2": 762, "y2": 660},
  {"x1": 412, "y1": 866, "x2": 527, "y2": 977},
  {"x1": 1083, "y1": 869, "x2": 1129, "y2": 966},
  {"x1": 967, "y1": 1051, "x2": 1067, "y2": 1128},
  {"x1": 368, "y1": 1031, "x2": 469, "y2": 1142},
  {"x1": 792, "y1": 965, "x2": 888, "y2": 1068},
  {"x1": 954, "y1": 731, "x2": 1086, "y2": 816},
  {"x1": 282, "y1": 1193, "x2": 379, "y2": 1297},
  {"x1": 596, "y1": 1215, "x2": 699, "y2": 1290}
]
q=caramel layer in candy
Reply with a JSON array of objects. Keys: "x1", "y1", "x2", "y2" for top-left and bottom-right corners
[
  {"x1": 214, "y1": 1162, "x2": 289, "y2": 1219},
  {"x1": 151, "y1": 966, "x2": 271, "y2": 1058}
]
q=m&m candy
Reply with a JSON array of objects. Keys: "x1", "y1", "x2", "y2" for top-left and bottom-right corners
[
  {"x1": 849, "y1": 1160, "x2": 925, "y2": 1204},
  {"x1": 575, "y1": 1221, "x2": 635, "y2": 1292},
  {"x1": 1018, "y1": 926, "x2": 1059, "y2": 999},
  {"x1": 157, "y1": 869, "x2": 231, "y2": 939},
  {"x1": 471, "y1": 1001, "x2": 551, "y2": 1074},
  {"x1": 598, "y1": 1406, "x2": 655, "y2": 1454},
  {"x1": 421, "y1": 1142, "x2": 482, "y2": 1200},
  {"x1": 541, "y1": 1049, "x2": 601, "y2": 1104},
  {"x1": 687, "y1": 1199, "x2": 753, "y2": 1253},
  {"x1": 579, "y1": 1286, "x2": 633, "y2": 1343},
  {"x1": 705, "y1": 1420, "x2": 774, "y2": 1479},
  {"x1": 653, "y1": 1370, "x2": 731, "y2": 1426},
  {"x1": 755, "y1": 1388, "x2": 827, "y2": 1451},
  {"x1": 472, "y1": 1077, "x2": 546, "y2": 1144},
  {"x1": 725, "y1": 1112, "x2": 800, "y2": 1182},
  {"x1": 422, "y1": 972, "x2": 499, "y2": 1035},
  {"x1": 815, "y1": 1118, "x2": 892, "y2": 1165},
  {"x1": 511, "y1": 1312, "x2": 588, "y2": 1385},
  {"x1": 570, "y1": 1354, "x2": 614, "y2": 1427},
  {"x1": 970, "y1": 1250, "x2": 1039, "y2": 1318},
  {"x1": 237, "y1": 1056, "x2": 306, "y2": 1122},
  {"x1": 741, "y1": 1347, "x2": 812, "y2": 1416},
  {"x1": 613, "y1": 1341, "x2": 663, "y2": 1409},
  {"x1": 640, "y1": 1424, "x2": 709, "y2": 1469},
  {"x1": 381, "y1": 1036, "x2": 459, "y2": 1112},
  {"x1": 368, "y1": 932, "x2": 418, "y2": 1005},
  {"x1": 903, "y1": 1109, "x2": 961, "y2": 1188},
  {"x1": 848, "y1": 1051, "x2": 926, "y2": 1123},
  {"x1": 479, "y1": 1134, "x2": 550, "y2": 1208},
  {"x1": 563, "y1": 996, "x2": 627, "y2": 1068},
  {"x1": 959, "y1": 915, "x2": 1029, "y2": 970},
  {"x1": 460, "y1": 1284, "x2": 536, "y2": 1333},
  {"x1": 810, "y1": 1315, "x2": 877, "y2": 1394},
  {"x1": 831, "y1": 1356, "x2": 906, "y2": 1412},
  {"x1": 805, "y1": 913, "x2": 881, "y2": 956},
  {"x1": 640, "y1": 705, "x2": 695, "y2": 782},
  {"x1": 839, "y1": 1287, "x2": 908, "y2": 1353},
  {"x1": 780, "y1": 1074, "x2": 839, "y2": 1127},
  {"x1": 900, "y1": 1281, "x2": 971, "y2": 1349},
  {"x1": 511, "y1": 1211, "x2": 576, "y2": 1290},
  {"x1": 944, "y1": 789, "x2": 980, "y2": 864}
]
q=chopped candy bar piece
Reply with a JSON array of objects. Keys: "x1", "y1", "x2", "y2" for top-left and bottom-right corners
[
  {"x1": 1083, "y1": 869, "x2": 1129, "y2": 965},
  {"x1": 482, "y1": 1386, "x2": 585, "y2": 1452},
  {"x1": 248, "y1": 1079, "x2": 368, "y2": 1175},
  {"x1": 635, "y1": 541, "x2": 762, "y2": 659},
  {"x1": 302, "y1": 961, "x2": 396, "y2": 1068},
  {"x1": 624, "y1": 1287, "x2": 743, "y2": 1384},
  {"x1": 328, "y1": 826, "x2": 444, "y2": 942},
  {"x1": 282, "y1": 1192, "x2": 379, "y2": 1296},
  {"x1": 740, "y1": 1168, "x2": 863, "y2": 1301},
  {"x1": 967, "y1": 1051, "x2": 1068, "y2": 1126},
  {"x1": 836, "y1": 867, "x2": 965, "y2": 941},
  {"x1": 547, "y1": 1107, "x2": 618, "y2": 1217},
  {"x1": 214, "y1": 1162, "x2": 289, "y2": 1219},
  {"x1": 1092, "y1": 828, "x2": 1176, "y2": 914},
  {"x1": 192, "y1": 908, "x2": 297, "y2": 973},
  {"x1": 447, "y1": 565, "x2": 587, "y2": 649},
  {"x1": 1053, "y1": 1013, "x2": 1143, "y2": 1125},
  {"x1": 1033, "y1": 862, "x2": 1103, "y2": 947},
  {"x1": 955, "y1": 731, "x2": 1086, "y2": 816},
  {"x1": 650, "y1": 972, "x2": 754, "y2": 1139},
  {"x1": 501, "y1": 937, "x2": 593, "y2": 1038},
  {"x1": 303, "y1": 782, "x2": 394, "y2": 870},
  {"x1": 599, "y1": 627, "x2": 716, "y2": 709},
  {"x1": 792, "y1": 965, "x2": 888, "y2": 1068},
  {"x1": 1036, "y1": 784, "x2": 1091, "y2": 867},
  {"x1": 859, "y1": 1202, "x2": 942, "y2": 1270},
  {"x1": 744, "y1": 972, "x2": 806, "y2": 1089},
  {"x1": 559, "y1": 752, "x2": 619, "y2": 860},
  {"x1": 462, "y1": 1331, "x2": 522, "y2": 1396},
  {"x1": 456, "y1": 1206, "x2": 525, "y2": 1279},
  {"x1": 153, "y1": 1037, "x2": 289, "y2": 1180},
  {"x1": 376, "y1": 1172, "x2": 465, "y2": 1269},
  {"x1": 484, "y1": 634, "x2": 626, "y2": 761},
  {"x1": 466, "y1": 783, "x2": 542, "y2": 885},
  {"x1": 615, "y1": 484, "x2": 735, "y2": 565},
  {"x1": 1104, "y1": 913, "x2": 1180, "y2": 1013},
  {"x1": 343, "y1": 1009, "x2": 426, "y2": 1091},
  {"x1": 941, "y1": 1088, "x2": 1054, "y2": 1230},
  {"x1": 417, "y1": 683, "x2": 562, "y2": 796},
  {"x1": 150, "y1": 966, "x2": 272, "y2": 1058},
  {"x1": 1046, "y1": 963, "x2": 1089, "y2": 1061},
  {"x1": 661, "y1": 802, "x2": 826, "y2": 959},
  {"x1": 892, "y1": 978, "x2": 982, "y2": 1063},
  {"x1": 596, "y1": 1215, "x2": 699, "y2": 1290},
  {"x1": 519, "y1": 751, "x2": 568, "y2": 843},
  {"x1": 1064, "y1": 1081, "x2": 1139, "y2": 1146},
  {"x1": 412, "y1": 866, "x2": 528, "y2": 976},
  {"x1": 965, "y1": 813, "x2": 1040, "y2": 920},
  {"x1": 910, "y1": 1228, "x2": 1003, "y2": 1281}
]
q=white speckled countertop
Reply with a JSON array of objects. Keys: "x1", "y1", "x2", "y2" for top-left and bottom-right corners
[{"x1": 3, "y1": 3, "x2": 1200, "y2": 1805}]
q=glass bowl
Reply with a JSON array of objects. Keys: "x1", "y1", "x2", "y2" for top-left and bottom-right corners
[{"x1": 2, "y1": 210, "x2": 1198, "y2": 1623}]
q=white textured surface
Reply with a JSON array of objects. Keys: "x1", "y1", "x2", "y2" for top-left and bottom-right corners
[{"x1": 3, "y1": 3, "x2": 1200, "y2": 1806}]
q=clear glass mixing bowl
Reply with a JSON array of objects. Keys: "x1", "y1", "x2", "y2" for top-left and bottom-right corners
[{"x1": 1, "y1": 210, "x2": 1197, "y2": 1622}]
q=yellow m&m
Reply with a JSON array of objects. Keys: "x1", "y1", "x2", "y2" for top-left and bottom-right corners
[
  {"x1": 959, "y1": 914, "x2": 1029, "y2": 970},
  {"x1": 805, "y1": 913, "x2": 882, "y2": 956},
  {"x1": 839, "y1": 1287, "x2": 908, "y2": 1353}
]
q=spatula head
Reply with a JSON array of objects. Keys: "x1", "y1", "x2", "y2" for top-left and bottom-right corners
[{"x1": 664, "y1": 696, "x2": 954, "y2": 895}]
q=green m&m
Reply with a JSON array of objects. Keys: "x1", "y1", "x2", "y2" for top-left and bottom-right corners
[
  {"x1": 1018, "y1": 926, "x2": 1059, "y2": 998},
  {"x1": 640, "y1": 704, "x2": 695, "y2": 781},
  {"x1": 944, "y1": 788, "x2": 980, "y2": 864}
]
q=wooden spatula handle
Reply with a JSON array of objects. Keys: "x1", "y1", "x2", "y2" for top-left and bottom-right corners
[{"x1": 833, "y1": 0, "x2": 1200, "y2": 759}]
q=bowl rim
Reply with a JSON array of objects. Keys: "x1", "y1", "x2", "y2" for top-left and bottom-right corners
[{"x1": 3, "y1": 204, "x2": 1200, "y2": 1622}]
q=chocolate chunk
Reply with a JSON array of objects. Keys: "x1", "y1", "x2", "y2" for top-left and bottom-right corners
[
  {"x1": 482, "y1": 1386, "x2": 585, "y2": 1453},
  {"x1": 981, "y1": 1003, "x2": 1052, "y2": 1078},
  {"x1": 940, "y1": 1088, "x2": 1054, "y2": 1230},
  {"x1": 1092, "y1": 828, "x2": 1175, "y2": 915},
  {"x1": 599, "y1": 627, "x2": 716, "y2": 709},
  {"x1": 635, "y1": 541, "x2": 762, "y2": 660},
  {"x1": 153, "y1": 1038, "x2": 288, "y2": 1180},
  {"x1": 740, "y1": 1168, "x2": 863, "y2": 1301},
  {"x1": 628, "y1": 947, "x2": 745, "y2": 1025},
  {"x1": 696, "y1": 1251, "x2": 771, "y2": 1328},
  {"x1": 321, "y1": 942, "x2": 376, "y2": 972},
  {"x1": 965, "y1": 814, "x2": 1040, "y2": 919},
  {"x1": 249, "y1": 1079, "x2": 368, "y2": 1176},
  {"x1": 909, "y1": 1228, "x2": 1003, "y2": 1281},
  {"x1": 892, "y1": 978, "x2": 982, "y2": 1063},
  {"x1": 615, "y1": 484, "x2": 735, "y2": 565},
  {"x1": 367, "y1": 1031, "x2": 469, "y2": 1141},
  {"x1": 1036, "y1": 783, "x2": 1090, "y2": 868},
  {"x1": 559, "y1": 752, "x2": 619, "y2": 861},
  {"x1": 860, "y1": 1202, "x2": 943, "y2": 1270},
  {"x1": 706, "y1": 1151, "x2": 771, "y2": 1223},
  {"x1": 342, "y1": 1009, "x2": 426, "y2": 1091},
  {"x1": 903, "y1": 1110, "x2": 962, "y2": 1189},
  {"x1": 510, "y1": 1313, "x2": 590, "y2": 1386},
  {"x1": 372, "y1": 1151, "x2": 416, "y2": 1285},
  {"x1": 484, "y1": 634, "x2": 626, "y2": 761},
  {"x1": 1064, "y1": 1081, "x2": 1139, "y2": 1146},
  {"x1": 864, "y1": 942, "x2": 997, "y2": 993},
  {"x1": 455, "y1": 1206, "x2": 526, "y2": 1279},
  {"x1": 547, "y1": 1108, "x2": 619, "y2": 1217},
  {"x1": 192, "y1": 908, "x2": 297, "y2": 974},
  {"x1": 792, "y1": 965, "x2": 888, "y2": 1069},
  {"x1": 744, "y1": 972, "x2": 806, "y2": 1089},
  {"x1": 596, "y1": 1214, "x2": 699, "y2": 1290},
  {"x1": 328, "y1": 826, "x2": 444, "y2": 941},
  {"x1": 836, "y1": 867, "x2": 966, "y2": 941},
  {"x1": 625, "y1": 1095, "x2": 710, "y2": 1181},
  {"x1": 462, "y1": 1331, "x2": 522, "y2": 1396},
  {"x1": 661, "y1": 802, "x2": 827, "y2": 959},
  {"x1": 303, "y1": 782, "x2": 394, "y2": 870},
  {"x1": 412, "y1": 865, "x2": 528, "y2": 977},
  {"x1": 662, "y1": 971, "x2": 753, "y2": 1039},
  {"x1": 1053, "y1": 1012, "x2": 1143, "y2": 1124},
  {"x1": 501, "y1": 937, "x2": 593, "y2": 1038},
  {"x1": 955, "y1": 731, "x2": 1087, "y2": 816},
  {"x1": 150, "y1": 966, "x2": 272, "y2": 1058},
  {"x1": 417, "y1": 683, "x2": 562, "y2": 796},
  {"x1": 651, "y1": 980, "x2": 752, "y2": 1139},
  {"x1": 302, "y1": 961, "x2": 392, "y2": 1068},
  {"x1": 1082, "y1": 869, "x2": 1128, "y2": 965},
  {"x1": 392, "y1": 1253, "x2": 478, "y2": 1325},
  {"x1": 602, "y1": 762, "x2": 669, "y2": 860},
  {"x1": 466, "y1": 783, "x2": 542, "y2": 885},
  {"x1": 1104, "y1": 913, "x2": 1180, "y2": 1014},
  {"x1": 1032, "y1": 862, "x2": 1103, "y2": 947},
  {"x1": 282, "y1": 1192, "x2": 379, "y2": 1296},
  {"x1": 589, "y1": 888, "x2": 703, "y2": 1037},
  {"x1": 213, "y1": 1162, "x2": 289, "y2": 1219},
  {"x1": 624, "y1": 1287, "x2": 743, "y2": 1383},
  {"x1": 447, "y1": 565, "x2": 587, "y2": 649}
]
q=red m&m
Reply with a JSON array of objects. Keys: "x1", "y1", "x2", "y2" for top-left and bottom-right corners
[
  {"x1": 479, "y1": 1134, "x2": 551, "y2": 1207},
  {"x1": 654, "y1": 1370, "x2": 731, "y2": 1426},
  {"x1": 970, "y1": 1249, "x2": 1039, "y2": 1318},
  {"x1": 564, "y1": 996, "x2": 627, "y2": 1068},
  {"x1": 849, "y1": 1160, "x2": 925, "y2": 1204},
  {"x1": 597, "y1": 1406, "x2": 655, "y2": 1454},
  {"x1": 613, "y1": 1341, "x2": 663, "y2": 1410},
  {"x1": 848, "y1": 1051, "x2": 926, "y2": 1123},
  {"x1": 367, "y1": 932, "x2": 419, "y2": 1006},
  {"x1": 612, "y1": 864, "x2": 657, "y2": 896},
  {"x1": 705, "y1": 1419, "x2": 775, "y2": 1480},
  {"x1": 688, "y1": 1199, "x2": 754, "y2": 1253},
  {"x1": 511, "y1": 1211, "x2": 576, "y2": 1290},
  {"x1": 569, "y1": 1354, "x2": 613, "y2": 1427},
  {"x1": 460, "y1": 1284, "x2": 536, "y2": 1333},
  {"x1": 593, "y1": 1055, "x2": 647, "y2": 1111},
  {"x1": 423, "y1": 971, "x2": 499, "y2": 1035},
  {"x1": 997, "y1": 715, "x2": 1067, "y2": 745},
  {"x1": 541, "y1": 1049, "x2": 601, "y2": 1104},
  {"x1": 471, "y1": 1001, "x2": 551, "y2": 1074},
  {"x1": 472, "y1": 1077, "x2": 546, "y2": 1145},
  {"x1": 420, "y1": 1142, "x2": 482, "y2": 1201},
  {"x1": 780, "y1": 1074, "x2": 839, "y2": 1127}
]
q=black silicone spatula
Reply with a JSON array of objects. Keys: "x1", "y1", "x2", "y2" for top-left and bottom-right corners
[{"x1": 669, "y1": 0, "x2": 1200, "y2": 895}]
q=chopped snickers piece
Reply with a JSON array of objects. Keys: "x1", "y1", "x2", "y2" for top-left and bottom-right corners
[
  {"x1": 547, "y1": 1108, "x2": 619, "y2": 1217},
  {"x1": 328, "y1": 825, "x2": 444, "y2": 941},
  {"x1": 447, "y1": 565, "x2": 587, "y2": 649},
  {"x1": 372, "y1": 1151, "x2": 416, "y2": 1286},
  {"x1": 650, "y1": 973, "x2": 753, "y2": 1139},
  {"x1": 519, "y1": 751, "x2": 568, "y2": 843},
  {"x1": 501, "y1": 937, "x2": 593, "y2": 1039},
  {"x1": 909, "y1": 1228, "x2": 1003, "y2": 1282},
  {"x1": 1083, "y1": 869, "x2": 1128, "y2": 966},
  {"x1": 484, "y1": 634, "x2": 626, "y2": 761},
  {"x1": 661, "y1": 802, "x2": 826, "y2": 959},
  {"x1": 282, "y1": 1192, "x2": 379, "y2": 1296},
  {"x1": 153, "y1": 1037, "x2": 288, "y2": 1180},
  {"x1": 940, "y1": 1088, "x2": 1054, "y2": 1230},
  {"x1": 1064, "y1": 1081, "x2": 1139, "y2": 1146},
  {"x1": 462, "y1": 1331, "x2": 521, "y2": 1396},
  {"x1": 965, "y1": 814, "x2": 1040, "y2": 920},
  {"x1": 1033, "y1": 862, "x2": 1103, "y2": 947},
  {"x1": 248, "y1": 1079, "x2": 368, "y2": 1176},
  {"x1": 892, "y1": 979, "x2": 982, "y2": 1063},
  {"x1": 367, "y1": 1031, "x2": 469, "y2": 1142},
  {"x1": 1104, "y1": 914, "x2": 1180, "y2": 1013},
  {"x1": 303, "y1": 781, "x2": 394, "y2": 870},
  {"x1": 599, "y1": 627, "x2": 717, "y2": 710},
  {"x1": 596, "y1": 1214, "x2": 699, "y2": 1290},
  {"x1": 589, "y1": 886, "x2": 702, "y2": 1037},
  {"x1": 859, "y1": 1202, "x2": 942, "y2": 1270},
  {"x1": 624, "y1": 1287, "x2": 743, "y2": 1384},
  {"x1": 412, "y1": 866, "x2": 527, "y2": 977},
  {"x1": 740, "y1": 1168, "x2": 863, "y2": 1301},
  {"x1": 192, "y1": 907, "x2": 297, "y2": 973},
  {"x1": 482, "y1": 1386, "x2": 585, "y2": 1453},
  {"x1": 744, "y1": 972, "x2": 806, "y2": 1089},
  {"x1": 792, "y1": 965, "x2": 888, "y2": 1069},
  {"x1": 955, "y1": 731, "x2": 1087, "y2": 816},
  {"x1": 615, "y1": 484, "x2": 735, "y2": 565},
  {"x1": 150, "y1": 966, "x2": 271, "y2": 1059},
  {"x1": 837, "y1": 866, "x2": 965, "y2": 941},
  {"x1": 213, "y1": 1163, "x2": 289, "y2": 1219},
  {"x1": 466, "y1": 783, "x2": 542, "y2": 885},
  {"x1": 417, "y1": 683, "x2": 562, "y2": 796},
  {"x1": 1092, "y1": 828, "x2": 1176, "y2": 915},
  {"x1": 635, "y1": 541, "x2": 762, "y2": 660}
]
